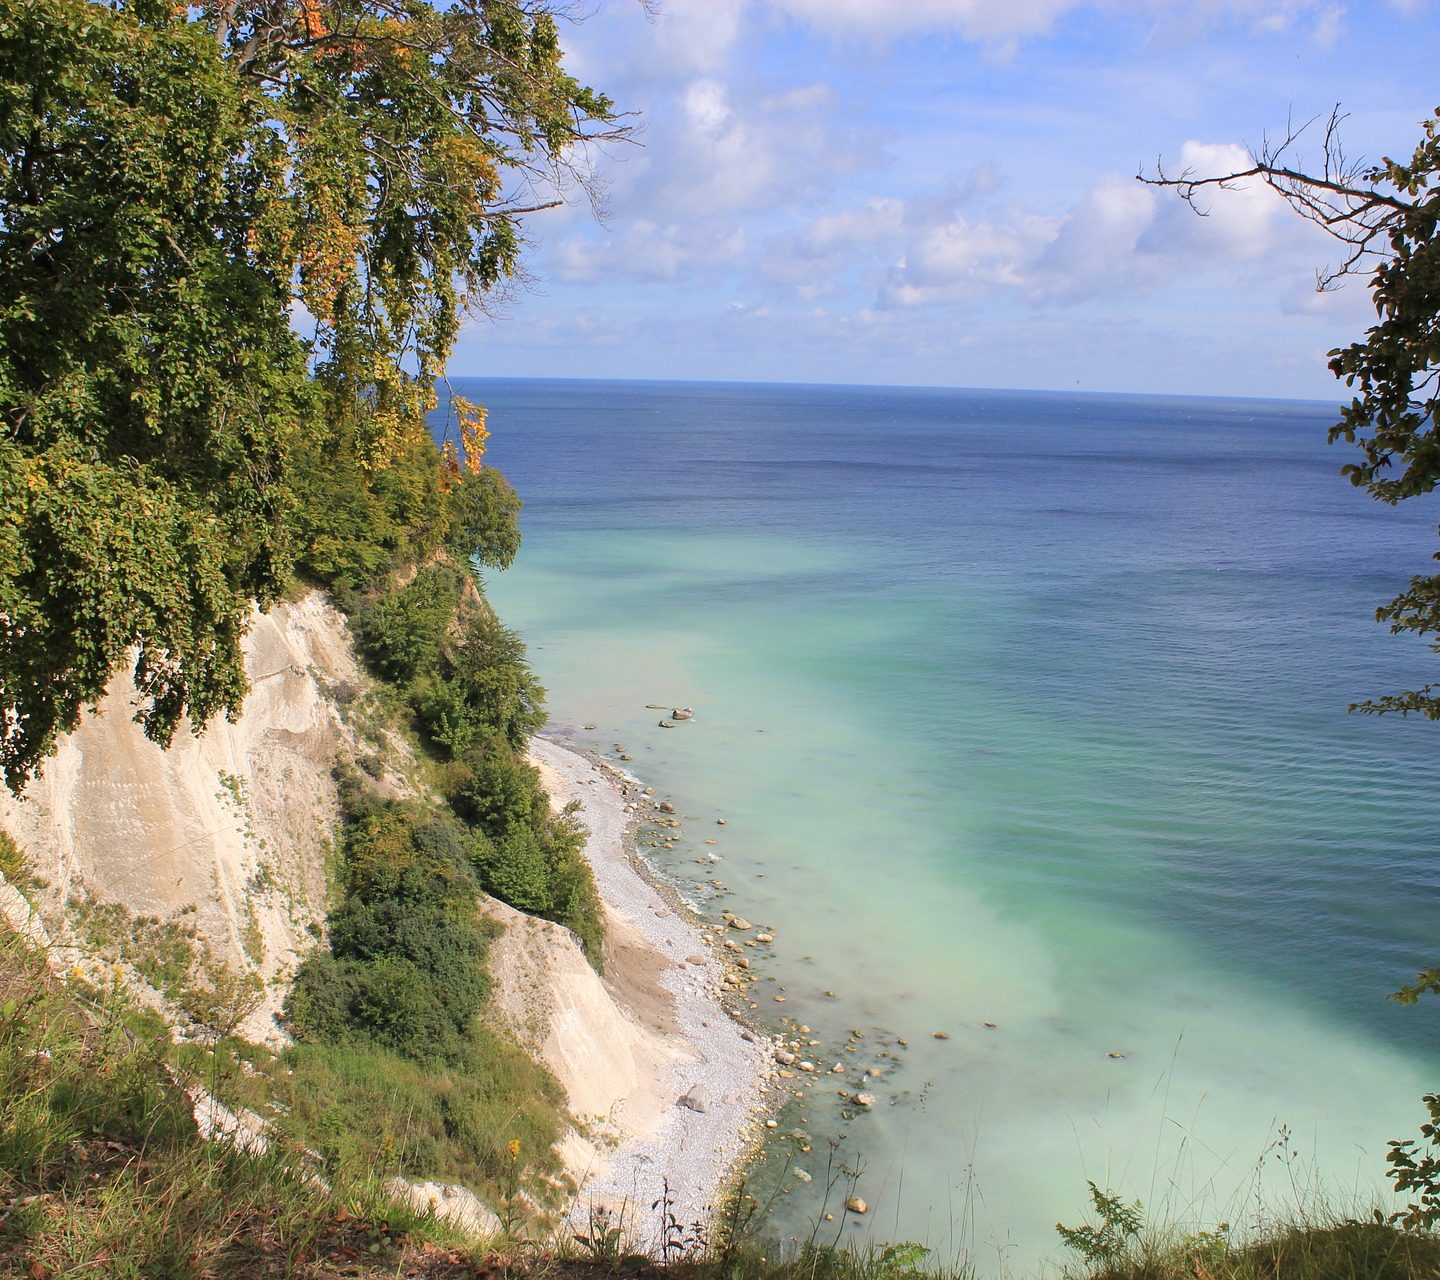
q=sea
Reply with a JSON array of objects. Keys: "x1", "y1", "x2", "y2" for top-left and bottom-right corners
[{"x1": 442, "y1": 377, "x2": 1440, "y2": 1274}]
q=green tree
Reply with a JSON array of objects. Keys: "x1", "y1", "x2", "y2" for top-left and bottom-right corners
[
  {"x1": 1144, "y1": 109, "x2": 1440, "y2": 718},
  {"x1": 0, "y1": 0, "x2": 620, "y2": 789}
]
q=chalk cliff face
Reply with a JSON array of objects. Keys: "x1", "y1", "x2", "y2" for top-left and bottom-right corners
[
  {"x1": 0, "y1": 592, "x2": 661, "y2": 1140},
  {"x1": 0, "y1": 593, "x2": 355, "y2": 1043}
]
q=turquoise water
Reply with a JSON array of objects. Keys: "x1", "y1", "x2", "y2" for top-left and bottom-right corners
[{"x1": 450, "y1": 379, "x2": 1440, "y2": 1271}]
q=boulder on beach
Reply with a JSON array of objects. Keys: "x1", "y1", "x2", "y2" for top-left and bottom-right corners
[{"x1": 677, "y1": 1087, "x2": 709, "y2": 1113}]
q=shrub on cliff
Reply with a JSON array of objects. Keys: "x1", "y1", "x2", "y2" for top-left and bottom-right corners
[
  {"x1": 353, "y1": 565, "x2": 467, "y2": 685},
  {"x1": 287, "y1": 798, "x2": 494, "y2": 1065},
  {"x1": 446, "y1": 469, "x2": 524, "y2": 572}
]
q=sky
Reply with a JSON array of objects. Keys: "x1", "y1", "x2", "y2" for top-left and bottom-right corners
[{"x1": 449, "y1": 0, "x2": 1440, "y2": 400}]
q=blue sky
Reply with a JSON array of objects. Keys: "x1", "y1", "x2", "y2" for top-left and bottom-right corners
[{"x1": 450, "y1": 0, "x2": 1440, "y2": 399}]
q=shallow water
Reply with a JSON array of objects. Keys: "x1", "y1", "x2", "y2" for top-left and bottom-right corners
[{"x1": 448, "y1": 378, "x2": 1440, "y2": 1272}]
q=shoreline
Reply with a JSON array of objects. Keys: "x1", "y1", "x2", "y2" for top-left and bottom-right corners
[{"x1": 528, "y1": 733, "x2": 777, "y2": 1241}]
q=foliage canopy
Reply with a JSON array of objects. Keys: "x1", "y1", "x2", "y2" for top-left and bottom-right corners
[{"x1": 0, "y1": 0, "x2": 617, "y2": 788}]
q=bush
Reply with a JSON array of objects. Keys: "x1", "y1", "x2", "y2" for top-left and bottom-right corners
[
  {"x1": 448, "y1": 610, "x2": 546, "y2": 748},
  {"x1": 352, "y1": 564, "x2": 464, "y2": 684},
  {"x1": 286, "y1": 799, "x2": 495, "y2": 1065},
  {"x1": 286, "y1": 418, "x2": 453, "y2": 594},
  {"x1": 474, "y1": 828, "x2": 554, "y2": 915},
  {"x1": 454, "y1": 746, "x2": 548, "y2": 838},
  {"x1": 446, "y1": 468, "x2": 522, "y2": 571}
]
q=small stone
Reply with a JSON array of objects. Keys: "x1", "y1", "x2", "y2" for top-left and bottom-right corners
[
  {"x1": 756, "y1": 933, "x2": 774, "y2": 943},
  {"x1": 825, "y1": 1213, "x2": 834, "y2": 1222},
  {"x1": 845, "y1": 1196, "x2": 868, "y2": 1215},
  {"x1": 716, "y1": 818, "x2": 726, "y2": 825},
  {"x1": 775, "y1": 1050, "x2": 796, "y2": 1065},
  {"x1": 983, "y1": 1021, "x2": 998, "y2": 1029},
  {"x1": 774, "y1": 995, "x2": 786, "y2": 1003},
  {"x1": 659, "y1": 802, "x2": 677, "y2": 814},
  {"x1": 686, "y1": 954, "x2": 707, "y2": 965},
  {"x1": 672, "y1": 708, "x2": 694, "y2": 720},
  {"x1": 933, "y1": 1031, "x2": 950, "y2": 1040},
  {"x1": 583, "y1": 723, "x2": 597, "y2": 730},
  {"x1": 793, "y1": 1168, "x2": 812, "y2": 1183},
  {"x1": 678, "y1": 1087, "x2": 709, "y2": 1113},
  {"x1": 853, "y1": 1092, "x2": 876, "y2": 1108},
  {"x1": 1107, "y1": 1051, "x2": 1127, "y2": 1060},
  {"x1": 798, "y1": 1061, "x2": 816, "y2": 1073},
  {"x1": 765, "y1": 1119, "x2": 779, "y2": 1129},
  {"x1": 825, "y1": 990, "x2": 837, "y2": 998},
  {"x1": 659, "y1": 720, "x2": 675, "y2": 728},
  {"x1": 729, "y1": 917, "x2": 754, "y2": 931},
  {"x1": 830, "y1": 1064, "x2": 845, "y2": 1074}
]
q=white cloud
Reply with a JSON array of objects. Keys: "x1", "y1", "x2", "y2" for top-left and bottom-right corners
[
  {"x1": 549, "y1": 218, "x2": 748, "y2": 284},
  {"x1": 756, "y1": 139, "x2": 1340, "y2": 313},
  {"x1": 763, "y1": 0, "x2": 1365, "y2": 45}
]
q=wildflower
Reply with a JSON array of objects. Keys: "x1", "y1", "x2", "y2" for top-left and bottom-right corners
[
  {"x1": 69, "y1": 966, "x2": 84, "y2": 982},
  {"x1": 507, "y1": 1138, "x2": 521, "y2": 1160}
]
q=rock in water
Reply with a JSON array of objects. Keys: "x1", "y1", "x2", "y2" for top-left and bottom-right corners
[
  {"x1": 672, "y1": 707, "x2": 694, "y2": 720},
  {"x1": 845, "y1": 1196, "x2": 868, "y2": 1215},
  {"x1": 659, "y1": 720, "x2": 675, "y2": 728}
]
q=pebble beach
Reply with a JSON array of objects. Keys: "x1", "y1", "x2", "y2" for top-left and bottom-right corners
[{"x1": 529, "y1": 734, "x2": 776, "y2": 1241}]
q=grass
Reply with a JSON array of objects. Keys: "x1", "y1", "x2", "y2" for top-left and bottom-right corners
[
  {"x1": 3, "y1": 910, "x2": 1438, "y2": 1280},
  {"x1": 0, "y1": 829, "x2": 28, "y2": 887},
  {"x1": 0, "y1": 925, "x2": 503, "y2": 1277},
  {"x1": 1053, "y1": 1217, "x2": 1440, "y2": 1280}
]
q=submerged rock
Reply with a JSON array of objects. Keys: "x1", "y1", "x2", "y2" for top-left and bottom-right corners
[{"x1": 845, "y1": 1196, "x2": 868, "y2": 1215}]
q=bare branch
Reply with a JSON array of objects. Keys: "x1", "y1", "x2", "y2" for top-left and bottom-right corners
[{"x1": 1139, "y1": 106, "x2": 1419, "y2": 287}]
